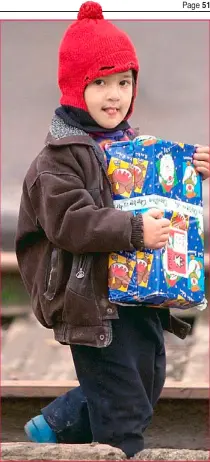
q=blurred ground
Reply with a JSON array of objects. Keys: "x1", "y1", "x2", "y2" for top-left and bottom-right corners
[{"x1": 1, "y1": 310, "x2": 208, "y2": 386}]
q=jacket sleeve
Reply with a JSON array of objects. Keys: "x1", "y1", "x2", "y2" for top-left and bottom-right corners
[{"x1": 30, "y1": 171, "x2": 144, "y2": 254}]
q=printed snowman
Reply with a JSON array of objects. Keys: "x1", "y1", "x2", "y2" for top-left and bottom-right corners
[
  {"x1": 183, "y1": 162, "x2": 197, "y2": 198},
  {"x1": 188, "y1": 256, "x2": 202, "y2": 292},
  {"x1": 159, "y1": 154, "x2": 175, "y2": 193}
]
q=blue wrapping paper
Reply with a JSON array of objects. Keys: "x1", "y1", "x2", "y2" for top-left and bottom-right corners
[{"x1": 106, "y1": 136, "x2": 206, "y2": 309}]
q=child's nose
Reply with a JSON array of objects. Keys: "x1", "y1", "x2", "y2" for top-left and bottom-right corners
[{"x1": 107, "y1": 86, "x2": 120, "y2": 101}]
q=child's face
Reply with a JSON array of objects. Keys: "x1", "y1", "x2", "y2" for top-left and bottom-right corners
[{"x1": 84, "y1": 70, "x2": 133, "y2": 129}]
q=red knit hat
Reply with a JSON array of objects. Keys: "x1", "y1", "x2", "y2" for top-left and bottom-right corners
[{"x1": 58, "y1": 1, "x2": 139, "y2": 117}]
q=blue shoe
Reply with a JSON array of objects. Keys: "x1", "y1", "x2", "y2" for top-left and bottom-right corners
[{"x1": 24, "y1": 414, "x2": 57, "y2": 443}]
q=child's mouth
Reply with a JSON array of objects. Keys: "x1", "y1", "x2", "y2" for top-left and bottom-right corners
[{"x1": 103, "y1": 107, "x2": 119, "y2": 116}]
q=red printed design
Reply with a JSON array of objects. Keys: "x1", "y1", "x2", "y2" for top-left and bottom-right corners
[
  {"x1": 108, "y1": 255, "x2": 136, "y2": 292},
  {"x1": 109, "y1": 168, "x2": 133, "y2": 195},
  {"x1": 165, "y1": 228, "x2": 188, "y2": 277}
]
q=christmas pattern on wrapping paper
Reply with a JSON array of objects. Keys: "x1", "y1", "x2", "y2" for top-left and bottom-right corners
[{"x1": 105, "y1": 135, "x2": 206, "y2": 310}]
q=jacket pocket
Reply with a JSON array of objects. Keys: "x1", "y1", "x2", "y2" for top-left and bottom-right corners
[
  {"x1": 62, "y1": 253, "x2": 102, "y2": 326},
  {"x1": 67, "y1": 254, "x2": 94, "y2": 300},
  {"x1": 44, "y1": 248, "x2": 60, "y2": 301}
]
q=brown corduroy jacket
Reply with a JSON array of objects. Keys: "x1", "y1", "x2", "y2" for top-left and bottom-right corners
[{"x1": 15, "y1": 115, "x2": 191, "y2": 347}]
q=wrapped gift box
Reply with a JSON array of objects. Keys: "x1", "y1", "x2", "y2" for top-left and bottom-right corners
[{"x1": 105, "y1": 136, "x2": 206, "y2": 309}]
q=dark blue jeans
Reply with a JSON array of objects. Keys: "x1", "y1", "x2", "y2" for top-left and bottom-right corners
[{"x1": 42, "y1": 307, "x2": 166, "y2": 458}]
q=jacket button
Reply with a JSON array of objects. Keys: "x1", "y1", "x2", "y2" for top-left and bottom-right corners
[
  {"x1": 99, "y1": 334, "x2": 105, "y2": 341},
  {"x1": 107, "y1": 308, "x2": 113, "y2": 314}
]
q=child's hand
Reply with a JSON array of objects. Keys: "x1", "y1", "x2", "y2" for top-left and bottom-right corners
[
  {"x1": 193, "y1": 145, "x2": 210, "y2": 180},
  {"x1": 142, "y1": 209, "x2": 171, "y2": 249}
]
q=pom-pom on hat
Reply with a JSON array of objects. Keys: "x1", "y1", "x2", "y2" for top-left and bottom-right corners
[
  {"x1": 77, "y1": 1, "x2": 103, "y2": 19},
  {"x1": 58, "y1": 1, "x2": 139, "y2": 116}
]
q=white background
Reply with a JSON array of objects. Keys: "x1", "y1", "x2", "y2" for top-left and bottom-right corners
[{"x1": 0, "y1": 0, "x2": 210, "y2": 18}]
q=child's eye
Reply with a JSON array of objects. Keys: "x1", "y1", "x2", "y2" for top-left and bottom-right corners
[
  {"x1": 120, "y1": 80, "x2": 131, "y2": 86},
  {"x1": 94, "y1": 79, "x2": 105, "y2": 86}
]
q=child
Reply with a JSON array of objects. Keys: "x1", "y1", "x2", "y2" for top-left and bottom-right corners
[{"x1": 16, "y1": 2, "x2": 210, "y2": 457}]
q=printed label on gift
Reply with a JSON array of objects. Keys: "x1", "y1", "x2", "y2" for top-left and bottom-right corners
[
  {"x1": 136, "y1": 252, "x2": 153, "y2": 287},
  {"x1": 108, "y1": 158, "x2": 134, "y2": 198},
  {"x1": 165, "y1": 228, "x2": 188, "y2": 277},
  {"x1": 183, "y1": 162, "x2": 200, "y2": 199},
  {"x1": 108, "y1": 253, "x2": 136, "y2": 292}
]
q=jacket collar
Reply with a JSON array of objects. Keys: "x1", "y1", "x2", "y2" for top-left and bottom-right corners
[
  {"x1": 45, "y1": 114, "x2": 108, "y2": 173},
  {"x1": 45, "y1": 114, "x2": 94, "y2": 148}
]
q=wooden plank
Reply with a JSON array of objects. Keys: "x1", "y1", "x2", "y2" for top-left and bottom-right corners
[
  {"x1": 1, "y1": 379, "x2": 208, "y2": 399},
  {"x1": 1, "y1": 380, "x2": 79, "y2": 398},
  {"x1": 162, "y1": 381, "x2": 208, "y2": 399}
]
